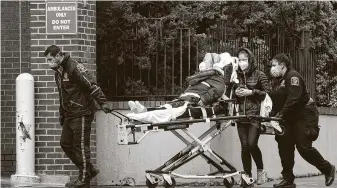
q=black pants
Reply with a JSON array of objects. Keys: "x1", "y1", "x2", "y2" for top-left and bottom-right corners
[
  {"x1": 237, "y1": 122, "x2": 264, "y2": 176},
  {"x1": 275, "y1": 104, "x2": 332, "y2": 182},
  {"x1": 60, "y1": 114, "x2": 95, "y2": 182}
]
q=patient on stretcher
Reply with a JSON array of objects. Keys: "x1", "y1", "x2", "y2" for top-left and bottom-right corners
[{"x1": 126, "y1": 52, "x2": 239, "y2": 123}]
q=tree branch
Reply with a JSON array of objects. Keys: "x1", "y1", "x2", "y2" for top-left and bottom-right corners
[{"x1": 280, "y1": 6, "x2": 300, "y2": 40}]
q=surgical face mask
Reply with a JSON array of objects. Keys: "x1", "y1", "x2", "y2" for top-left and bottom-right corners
[
  {"x1": 49, "y1": 59, "x2": 60, "y2": 69},
  {"x1": 199, "y1": 62, "x2": 208, "y2": 71},
  {"x1": 46, "y1": 54, "x2": 62, "y2": 70},
  {"x1": 270, "y1": 63, "x2": 284, "y2": 78},
  {"x1": 238, "y1": 60, "x2": 249, "y2": 71},
  {"x1": 238, "y1": 54, "x2": 249, "y2": 71}
]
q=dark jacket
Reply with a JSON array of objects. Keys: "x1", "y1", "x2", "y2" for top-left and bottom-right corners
[
  {"x1": 183, "y1": 69, "x2": 226, "y2": 105},
  {"x1": 55, "y1": 55, "x2": 108, "y2": 119},
  {"x1": 234, "y1": 62, "x2": 271, "y2": 116},
  {"x1": 269, "y1": 68, "x2": 310, "y2": 120}
]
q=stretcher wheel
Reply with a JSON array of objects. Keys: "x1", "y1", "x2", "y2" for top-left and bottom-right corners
[
  {"x1": 275, "y1": 125, "x2": 285, "y2": 136},
  {"x1": 163, "y1": 177, "x2": 176, "y2": 188},
  {"x1": 223, "y1": 177, "x2": 235, "y2": 188},
  {"x1": 145, "y1": 179, "x2": 158, "y2": 188}
]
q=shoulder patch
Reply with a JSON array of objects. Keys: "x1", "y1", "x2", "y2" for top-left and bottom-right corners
[
  {"x1": 291, "y1": 77, "x2": 299, "y2": 86},
  {"x1": 76, "y1": 63, "x2": 87, "y2": 73}
]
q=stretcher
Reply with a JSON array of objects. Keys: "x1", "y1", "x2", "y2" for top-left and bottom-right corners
[{"x1": 109, "y1": 101, "x2": 284, "y2": 188}]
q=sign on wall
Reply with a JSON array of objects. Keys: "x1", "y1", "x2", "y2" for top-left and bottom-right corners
[{"x1": 46, "y1": 2, "x2": 77, "y2": 34}]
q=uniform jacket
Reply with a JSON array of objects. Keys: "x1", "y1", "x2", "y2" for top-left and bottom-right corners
[
  {"x1": 269, "y1": 68, "x2": 310, "y2": 120},
  {"x1": 55, "y1": 55, "x2": 108, "y2": 119}
]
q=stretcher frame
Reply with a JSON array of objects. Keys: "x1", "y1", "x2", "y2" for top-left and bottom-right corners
[{"x1": 110, "y1": 107, "x2": 283, "y2": 188}]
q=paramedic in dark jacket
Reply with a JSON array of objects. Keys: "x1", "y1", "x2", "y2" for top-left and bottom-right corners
[
  {"x1": 44, "y1": 45, "x2": 111, "y2": 188},
  {"x1": 234, "y1": 48, "x2": 271, "y2": 186},
  {"x1": 269, "y1": 53, "x2": 335, "y2": 188}
]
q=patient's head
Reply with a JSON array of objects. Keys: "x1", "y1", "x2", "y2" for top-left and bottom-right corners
[
  {"x1": 199, "y1": 53, "x2": 220, "y2": 71},
  {"x1": 199, "y1": 61, "x2": 212, "y2": 71},
  {"x1": 218, "y1": 52, "x2": 233, "y2": 66}
]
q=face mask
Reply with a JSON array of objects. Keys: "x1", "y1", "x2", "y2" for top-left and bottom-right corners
[
  {"x1": 49, "y1": 59, "x2": 60, "y2": 69},
  {"x1": 239, "y1": 61, "x2": 249, "y2": 71},
  {"x1": 270, "y1": 65, "x2": 283, "y2": 78}
]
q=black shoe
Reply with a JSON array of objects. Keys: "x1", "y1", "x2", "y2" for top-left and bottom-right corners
[
  {"x1": 67, "y1": 180, "x2": 87, "y2": 188},
  {"x1": 65, "y1": 180, "x2": 77, "y2": 187},
  {"x1": 89, "y1": 167, "x2": 100, "y2": 181},
  {"x1": 273, "y1": 179, "x2": 296, "y2": 188},
  {"x1": 325, "y1": 164, "x2": 335, "y2": 186}
]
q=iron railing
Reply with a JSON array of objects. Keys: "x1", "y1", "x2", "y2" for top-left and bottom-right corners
[{"x1": 97, "y1": 21, "x2": 322, "y2": 102}]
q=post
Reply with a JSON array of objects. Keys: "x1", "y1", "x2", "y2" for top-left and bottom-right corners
[
  {"x1": 10, "y1": 73, "x2": 40, "y2": 186},
  {"x1": 298, "y1": 30, "x2": 315, "y2": 99}
]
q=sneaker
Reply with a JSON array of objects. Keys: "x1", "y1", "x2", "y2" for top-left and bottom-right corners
[
  {"x1": 256, "y1": 169, "x2": 267, "y2": 185},
  {"x1": 135, "y1": 101, "x2": 147, "y2": 113},
  {"x1": 128, "y1": 101, "x2": 138, "y2": 113},
  {"x1": 241, "y1": 173, "x2": 254, "y2": 187}
]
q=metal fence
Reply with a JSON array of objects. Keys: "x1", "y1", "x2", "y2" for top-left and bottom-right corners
[{"x1": 97, "y1": 20, "x2": 320, "y2": 102}]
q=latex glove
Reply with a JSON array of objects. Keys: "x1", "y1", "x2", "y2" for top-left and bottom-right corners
[
  {"x1": 235, "y1": 88, "x2": 253, "y2": 97},
  {"x1": 101, "y1": 102, "x2": 111, "y2": 113}
]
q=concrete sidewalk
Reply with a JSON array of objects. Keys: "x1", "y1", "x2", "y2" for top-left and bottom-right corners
[{"x1": 1, "y1": 174, "x2": 336, "y2": 188}]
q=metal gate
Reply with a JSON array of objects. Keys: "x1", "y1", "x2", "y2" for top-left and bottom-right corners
[{"x1": 97, "y1": 20, "x2": 317, "y2": 101}]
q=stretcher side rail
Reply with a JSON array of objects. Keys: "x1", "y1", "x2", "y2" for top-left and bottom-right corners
[
  {"x1": 125, "y1": 115, "x2": 283, "y2": 128},
  {"x1": 109, "y1": 107, "x2": 283, "y2": 145}
]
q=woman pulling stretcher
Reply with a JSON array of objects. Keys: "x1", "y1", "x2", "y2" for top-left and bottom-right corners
[{"x1": 126, "y1": 52, "x2": 238, "y2": 123}]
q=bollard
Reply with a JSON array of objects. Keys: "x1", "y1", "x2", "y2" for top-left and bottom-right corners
[{"x1": 10, "y1": 73, "x2": 40, "y2": 186}]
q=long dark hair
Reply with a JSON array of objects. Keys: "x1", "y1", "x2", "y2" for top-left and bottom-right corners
[{"x1": 272, "y1": 53, "x2": 292, "y2": 68}]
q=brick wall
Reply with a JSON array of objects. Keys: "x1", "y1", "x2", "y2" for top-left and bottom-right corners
[
  {"x1": 1, "y1": 1, "x2": 31, "y2": 177},
  {"x1": 1, "y1": 1, "x2": 98, "y2": 184},
  {"x1": 29, "y1": 1, "x2": 97, "y2": 184}
]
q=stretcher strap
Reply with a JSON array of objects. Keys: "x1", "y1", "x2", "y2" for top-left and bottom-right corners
[
  {"x1": 200, "y1": 107, "x2": 211, "y2": 124},
  {"x1": 188, "y1": 108, "x2": 193, "y2": 120},
  {"x1": 200, "y1": 107, "x2": 207, "y2": 119},
  {"x1": 212, "y1": 107, "x2": 216, "y2": 118}
]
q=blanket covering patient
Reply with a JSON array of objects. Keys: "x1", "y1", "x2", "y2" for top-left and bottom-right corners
[{"x1": 126, "y1": 52, "x2": 239, "y2": 123}]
